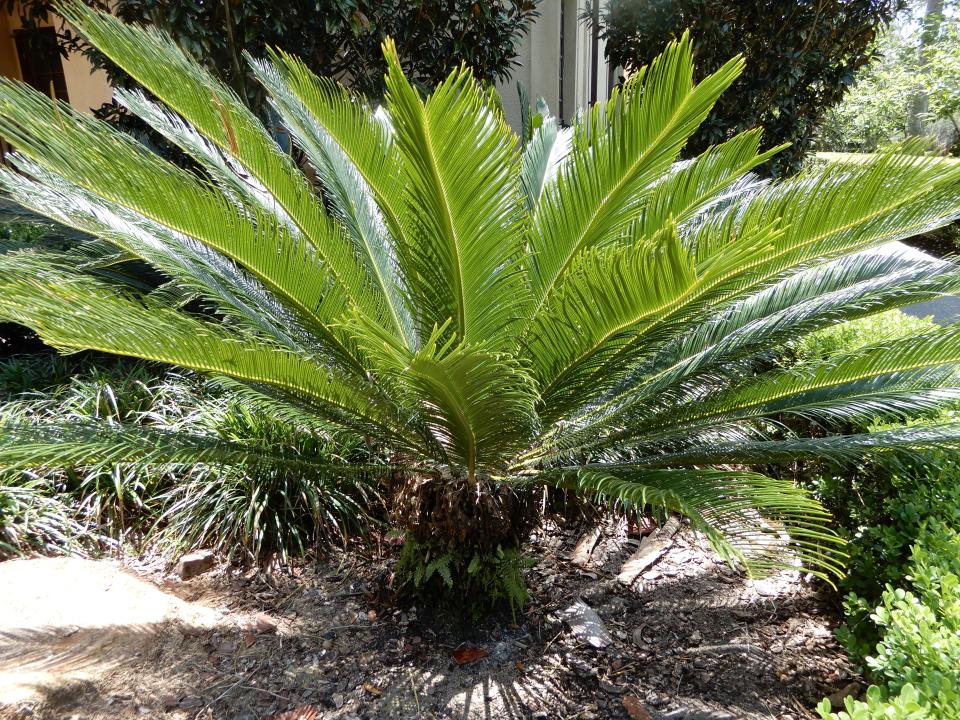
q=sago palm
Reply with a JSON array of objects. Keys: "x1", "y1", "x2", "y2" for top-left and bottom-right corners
[{"x1": 3, "y1": 3, "x2": 960, "y2": 593}]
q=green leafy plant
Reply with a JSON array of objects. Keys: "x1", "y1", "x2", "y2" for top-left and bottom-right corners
[
  {"x1": 397, "y1": 536, "x2": 534, "y2": 616},
  {"x1": 0, "y1": 354, "x2": 377, "y2": 561},
  {"x1": 4, "y1": 5, "x2": 960, "y2": 605},
  {"x1": 0, "y1": 475, "x2": 101, "y2": 559},
  {"x1": 790, "y1": 309, "x2": 938, "y2": 363},
  {"x1": 819, "y1": 522, "x2": 960, "y2": 719}
]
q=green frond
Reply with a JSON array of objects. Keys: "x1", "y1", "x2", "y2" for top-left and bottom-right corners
[
  {"x1": 0, "y1": 166, "x2": 330, "y2": 357},
  {"x1": 593, "y1": 249, "x2": 960, "y2": 428},
  {"x1": 56, "y1": 1, "x2": 386, "y2": 335},
  {"x1": 0, "y1": 421, "x2": 387, "y2": 477},
  {"x1": 525, "y1": 32, "x2": 744, "y2": 319},
  {"x1": 694, "y1": 145, "x2": 960, "y2": 294},
  {"x1": 544, "y1": 467, "x2": 846, "y2": 581},
  {"x1": 249, "y1": 53, "x2": 415, "y2": 350},
  {"x1": 382, "y1": 38, "x2": 530, "y2": 348},
  {"x1": 369, "y1": 322, "x2": 537, "y2": 474},
  {"x1": 529, "y1": 225, "x2": 699, "y2": 419},
  {"x1": 0, "y1": 263, "x2": 399, "y2": 435},
  {"x1": 629, "y1": 422, "x2": 960, "y2": 467},
  {"x1": 634, "y1": 129, "x2": 783, "y2": 239},
  {"x1": 682, "y1": 325, "x2": 960, "y2": 425},
  {"x1": 520, "y1": 108, "x2": 571, "y2": 210},
  {"x1": 0, "y1": 84, "x2": 367, "y2": 372}
]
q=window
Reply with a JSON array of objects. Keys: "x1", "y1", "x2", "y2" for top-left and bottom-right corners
[{"x1": 14, "y1": 26, "x2": 69, "y2": 102}]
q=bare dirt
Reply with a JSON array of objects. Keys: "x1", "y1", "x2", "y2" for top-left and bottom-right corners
[{"x1": 0, "y1": 517, "x2": 858, "y2": 720}]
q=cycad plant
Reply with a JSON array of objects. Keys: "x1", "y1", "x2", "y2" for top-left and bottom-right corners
[{"x1": 3, "y1": 4, "x2": 960, "y2": 597}]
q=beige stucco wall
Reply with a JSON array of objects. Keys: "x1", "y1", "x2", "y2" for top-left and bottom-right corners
[
  {"x1": 0, "y1": 13, "x2": 20, "y2": 81},
  {"x1": 4, "y1": 6, "x2": 112, "y2": 113}
]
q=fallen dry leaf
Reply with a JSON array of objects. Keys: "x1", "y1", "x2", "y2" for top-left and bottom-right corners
[
  {"x1": 243, "y1": 632, "x2": 256, "y2": 648},
  {"x1": 452, "y1": 645, "x2": 489, "y2": 665},
  {"x1": 362, "y1": 682, "x2": 382, "y2": 696},
  {"x1": 622, "y1": 695, "x2": 653, "y2": 720},
  {"x1": 264, "y1": 706, "x2": 318, "y2": 720}
]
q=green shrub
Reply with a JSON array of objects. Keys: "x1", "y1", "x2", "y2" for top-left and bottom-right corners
[
  {"x1": 6, "y1": 4, "x2": 960, "y2": 614},
  {"x1": 790, "y1": 310, "x2": 938, "y2": 364},
  {"x1": 787, "y1": 310, "x2": 960, "y2": 658},
  {"x1": 0, "y1": 222, "x2": 47, "y2": 245},
  {"x1": 154, "y1": 399, "x2": 378, "y2": 564},
  {"x1": 819, "y1": 523, "x2": 960, "y2": 720}
]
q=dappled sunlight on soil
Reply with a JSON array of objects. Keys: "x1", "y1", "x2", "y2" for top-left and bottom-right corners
[
  {"x1": 0, "y1": 557, "x2": 223, "y2": 716},
  {"x1": 0, "y1": 524, "x2": 855, "y2": 719}
]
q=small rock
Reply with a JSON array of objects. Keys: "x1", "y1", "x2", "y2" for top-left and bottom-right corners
[
  {"x1": 829, "y1": 682, "x2": 861, "y2": 709},
  {"x1": 646, "y1": 692, "x2": 668, "y2": 707},
  {"x1": 331, "y1": 693, "x2": 345, "y2": 709},
  {"x1": 689, "y1": 630, "x2": 702, "y2": 645},
  {"x1": 599, "y1": 678, "x2": 625, "y2": 694},
  {"x1": 177, "y1": 550, "x2": 215, "y2": 580},
  {"x1": 622, "y1": 695, "x2": 653, "y2": 720},
  {"x1": 560, "y1": 600, "x2": 613, "y2": 649},
  {"x1": 255, "y1": 613, "x2": 278, "y2": 634}
]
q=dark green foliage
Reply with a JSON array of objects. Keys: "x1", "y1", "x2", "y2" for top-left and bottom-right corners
[
  {"x1": 15, "y1": 0, "x2": 538, "y2": 108},
  {"x1": 396, "y1": 535, "x2": 534, "y2": 617},
  {"x1": 598, "y1": 0, "x2": 902, "y2": 175},
  {"x1": 818, "y1": 433, "x2": 960, "y2": 659}
]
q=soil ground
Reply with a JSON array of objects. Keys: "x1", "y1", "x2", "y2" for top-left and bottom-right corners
[{"x1": 0, "y1": 517, "x2": 858, "y2": 720}]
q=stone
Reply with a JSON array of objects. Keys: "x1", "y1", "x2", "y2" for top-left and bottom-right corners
[
  {"x1": 560, "y1": 600, "x2": 613, "y2": 649},
  {"x1": 829, "y1": 682, "x2": 861, "y2": 710},
  {"x1": 255, "y1": 613, "x2": 279, "y2": 634},
  {"x1": 177, "y1": 550, "x2": 215, "y2": 580}
]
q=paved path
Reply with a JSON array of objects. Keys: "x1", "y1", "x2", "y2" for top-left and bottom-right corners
[{"x1": 866, "y1": 241, "x2": 960, "y2": 325}]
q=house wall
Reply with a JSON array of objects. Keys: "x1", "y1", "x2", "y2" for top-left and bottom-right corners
[
  {"x1": 497, "y1": 0, "x2": 612, "y2": 132},
  {"x1": 0, "y1": 13, "x2": 20, "y2": 81},
  {"x1": 3, "y1": 6, "x2": 112, "y2": 113}
]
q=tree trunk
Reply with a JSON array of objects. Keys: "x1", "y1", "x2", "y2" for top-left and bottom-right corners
[{"x1": 907, "y1": 0, "x2": 944, "y2": 137}]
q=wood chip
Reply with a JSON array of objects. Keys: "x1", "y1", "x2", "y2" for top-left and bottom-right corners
[{"x1": 571, "y1": 526, "x2": 602, "y2": 568}]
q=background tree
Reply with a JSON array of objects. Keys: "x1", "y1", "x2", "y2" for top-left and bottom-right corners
[
  {"x1": 597, "y1": 0, "x2": 902, "y2": 175},
  {"x1": 10, "y1": 0, "x2": 539, "y2": 110},
  {"x1": 818, "y1": 2, "x2": 960, "y2": 154},
  {"x1": 906, "y1": 0, "x2": 944, "y2": 137}
]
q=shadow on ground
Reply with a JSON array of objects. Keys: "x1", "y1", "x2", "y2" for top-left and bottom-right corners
[{"x1": 1, "y1": 525, "x2": 853, "y2": 720}]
